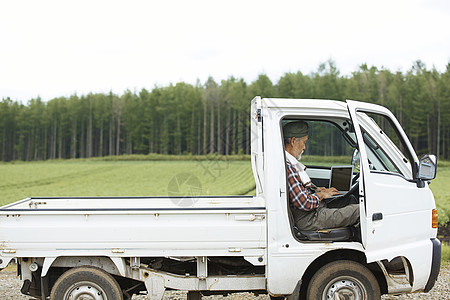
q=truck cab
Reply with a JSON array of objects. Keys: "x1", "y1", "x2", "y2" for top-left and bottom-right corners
[{"x1": 252, "y1": 97, "x2": 440, "y2": 298}]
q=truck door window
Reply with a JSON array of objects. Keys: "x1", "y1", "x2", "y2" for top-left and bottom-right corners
[
  {"x1": 356, "y1": 112, "x2": 413, "y2": 179},
  {"x1": 282, "y1": 119, "x2": 355, "y2": 167}
]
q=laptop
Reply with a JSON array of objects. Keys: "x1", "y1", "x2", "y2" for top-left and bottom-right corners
[{"x1": 328, "y1": 165, "x2": 354, "y2": 196}]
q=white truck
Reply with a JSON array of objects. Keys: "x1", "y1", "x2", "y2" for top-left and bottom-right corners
[{"x1": 0, "y1": 97, "x2": 441, "y2": 300}]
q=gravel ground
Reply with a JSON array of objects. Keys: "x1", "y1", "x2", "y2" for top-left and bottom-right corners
[{"x1": 0, "y1": 264, "x2": 448, "y2": 299}]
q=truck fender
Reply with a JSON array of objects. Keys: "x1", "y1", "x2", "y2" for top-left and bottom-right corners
[
  {"x1": 0, "y1": 257, "x2": 13, "y2": 270},
  {"x1": 110, "y1": 257, "x2": 127, "y2": 277},
  {"x1": 285, "y1": 280, "x2": 301, "y2": 300},
  {"x1": 42, "y1": 257, "x2": 57, "y2": 277},
  {"x1": 42, "y1": 256, "x2": 126, "y2": 277}
]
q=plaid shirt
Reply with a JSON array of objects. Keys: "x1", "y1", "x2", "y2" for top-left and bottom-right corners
[{"x1": 287, "y1": 162, "x2": 320, "y2": 211}]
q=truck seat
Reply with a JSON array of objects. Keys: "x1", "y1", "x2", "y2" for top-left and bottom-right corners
[{"x1": 293, "y1": 226, "x2": 360, "y2": 242}]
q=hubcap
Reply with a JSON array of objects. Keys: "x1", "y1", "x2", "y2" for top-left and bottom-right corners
[
  {"x1": 64, "y1": 281, "x2": 106, "y2": 300},
  {"x1": 323, "y1": 276, "x2": 367, "y2": 300}
]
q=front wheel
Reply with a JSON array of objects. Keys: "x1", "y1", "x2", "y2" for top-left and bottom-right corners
[
  {"x1": 307, "y1": 260, "x2": 380, "y2": 300},
  {"x1": 50, "y1": 266, "x2": 123, "y2": 300}
]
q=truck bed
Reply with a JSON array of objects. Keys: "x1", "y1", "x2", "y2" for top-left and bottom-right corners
[{"x1": 0, "y1": 196, "x2": 267, "y2": 264}]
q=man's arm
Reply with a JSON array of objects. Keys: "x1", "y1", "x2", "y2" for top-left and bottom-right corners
[{"x1": 287, "y1": 164, "x2": 321, "y2": 211}]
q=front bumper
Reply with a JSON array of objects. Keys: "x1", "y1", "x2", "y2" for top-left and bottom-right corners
[{"x1": 424, "y1": 238, "x2": 441, "y2": 292}]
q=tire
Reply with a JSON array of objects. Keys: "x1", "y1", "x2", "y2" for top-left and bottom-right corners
[
  {"x1": 50, "y1": 266, "x2": 123, "y2": 300},
  {"x1": 307, "y1": 260, "x2": 380, "y2": 300}
]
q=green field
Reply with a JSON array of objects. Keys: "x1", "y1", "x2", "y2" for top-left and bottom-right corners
[
  {"x1": 0, "y1": 158, "x2": 256, "y2": 206},
  {"x1": 1, "y1": 157, "x2": 449, "y2": 226}
]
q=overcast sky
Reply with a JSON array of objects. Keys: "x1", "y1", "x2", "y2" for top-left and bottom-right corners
[{"x1": 1, "y1": 0, "x2": 449, "y2": 102}]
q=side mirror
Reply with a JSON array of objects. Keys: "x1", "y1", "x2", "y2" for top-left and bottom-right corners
[{"x1": 418, "y1": 154, "x2": 437, "y2": 180}]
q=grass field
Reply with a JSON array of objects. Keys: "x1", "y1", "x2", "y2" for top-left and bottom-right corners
[{"x1": 0, "y1": 158, "x2": 255, "y2": 206}]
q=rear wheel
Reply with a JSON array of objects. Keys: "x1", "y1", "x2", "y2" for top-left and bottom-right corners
[
  {"x1": 307, "y1": 260, "x2": 380, "y2": 300},
  {"x1": 50, "y1": 266, "x2": 123, "y2": 300}
]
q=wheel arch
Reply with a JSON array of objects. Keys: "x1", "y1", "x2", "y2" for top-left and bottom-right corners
[
  {"x1": 43, "y1": 256, "x2": 126, "y2": 278},
  {"x1": 299, "y1": 249, "x2": 387, "y2": 298}
]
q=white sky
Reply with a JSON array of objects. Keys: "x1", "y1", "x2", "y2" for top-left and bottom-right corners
[{"x1": 1, "y1": 0, "x2": 449, "y2": 102}]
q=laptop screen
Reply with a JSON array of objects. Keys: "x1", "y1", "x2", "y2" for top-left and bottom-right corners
[{"x1": 329, "y1": 165, "x2": 353, "y2": 192}]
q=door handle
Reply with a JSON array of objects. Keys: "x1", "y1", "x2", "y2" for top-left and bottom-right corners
[{"x1": 372, "y1": 212, "x2": 383, "y2": 221}]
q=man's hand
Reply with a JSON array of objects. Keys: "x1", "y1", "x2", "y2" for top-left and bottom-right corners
[{"x1": 316, "y1": 187, "x2": 339, "y2": 200}]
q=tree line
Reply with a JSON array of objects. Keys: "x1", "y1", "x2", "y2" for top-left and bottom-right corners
[{"x1": 1, "y1": 60, "x2": 449, "y2": 162}]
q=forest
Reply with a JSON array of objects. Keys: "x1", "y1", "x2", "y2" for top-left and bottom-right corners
[{"x1": 1, "y1": 60, "x2": 449, "y2": 162}]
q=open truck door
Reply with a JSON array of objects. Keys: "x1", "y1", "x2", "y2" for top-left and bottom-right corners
[{"x1": 346, "y1": 100, "x2": 437, "y2": 288}]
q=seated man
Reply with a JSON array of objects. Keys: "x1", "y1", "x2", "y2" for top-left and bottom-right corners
[{"x1": 283, "y1": 120, "x2": 360, "y2": 231}]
